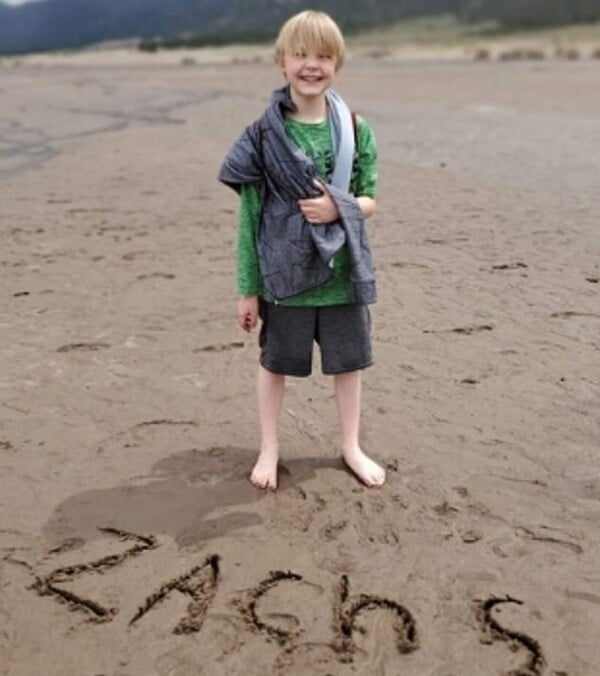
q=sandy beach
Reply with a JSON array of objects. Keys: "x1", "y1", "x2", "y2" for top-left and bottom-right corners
[{"x1": 1, "y1": 50, "x2": 599, "y2": 675}]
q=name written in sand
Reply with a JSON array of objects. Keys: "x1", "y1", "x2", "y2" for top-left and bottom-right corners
[{"x1": 29, "y1": 528, "x2": 544, "y2": 674}]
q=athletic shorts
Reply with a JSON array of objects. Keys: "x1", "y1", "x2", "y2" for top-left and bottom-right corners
[{"x1": 258, "y1": 301, "x2": 373, "y2": 377}]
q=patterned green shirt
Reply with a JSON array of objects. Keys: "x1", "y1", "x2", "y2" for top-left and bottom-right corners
[{"x1": 237, "y1": 115, "x2": 377, "y2": 306}]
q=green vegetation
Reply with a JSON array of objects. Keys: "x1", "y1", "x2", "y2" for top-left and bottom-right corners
[
  {"x1": 4, "y1": 0, "x2": 600, "y2": 56},
  {"x1": 138, "y1": 14, "x2": 600, "y2": 54},
  {"x1": 139, "y1": 30, "x2": 276, "y2": 53},
  {"x1": 136, "y1": 1, "x2": 600, "y2": 53},
  {"x1": 347, "y1": 13, "x2": 600, "y2": 48},
  {"x1": 462, "y1": 0, "x2": 600, "y2": 29},
  {"x1": 346, "y1": 14, "x2": 496, "y2": 49}
]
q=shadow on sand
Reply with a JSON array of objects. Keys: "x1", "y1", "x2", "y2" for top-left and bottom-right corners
[{"x1": 42, "y1": 446, "x2": 345, "y2": 547}]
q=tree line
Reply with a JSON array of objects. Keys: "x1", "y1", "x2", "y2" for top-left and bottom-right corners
[{"x1": 2, "y1": 0, "x2": 600, "y2": 56}]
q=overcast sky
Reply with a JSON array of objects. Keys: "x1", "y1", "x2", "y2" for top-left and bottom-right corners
[{"x1": 1, "y1": 0, "x2": 42, "y2": 5}]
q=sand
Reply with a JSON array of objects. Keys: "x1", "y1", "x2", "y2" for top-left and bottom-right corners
[{"x1": 1, "y1": 50, "x2": 599, "y2": 676}]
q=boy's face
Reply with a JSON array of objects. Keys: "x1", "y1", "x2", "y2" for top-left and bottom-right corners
[{"x1": 282, "y1": 47, "x2": 336, "y2": 103}]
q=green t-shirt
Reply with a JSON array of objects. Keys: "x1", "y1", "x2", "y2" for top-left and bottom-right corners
[{"x1": 236, "y1": 115, "x2": 377, "y2": 306}]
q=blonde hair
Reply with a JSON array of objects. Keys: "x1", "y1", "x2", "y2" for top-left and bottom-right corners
[{"x1": 274, "y1": 11, "x2": 345, "y2": 71}]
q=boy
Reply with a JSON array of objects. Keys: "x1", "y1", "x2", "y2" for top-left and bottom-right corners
[{"x1": 219, "y1": 10, "x2": 385, "y2": 490}]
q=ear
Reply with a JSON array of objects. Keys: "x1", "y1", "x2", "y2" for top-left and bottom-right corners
[{"x1": 279, "y1": 57, "x2": 288, "y2": 80}]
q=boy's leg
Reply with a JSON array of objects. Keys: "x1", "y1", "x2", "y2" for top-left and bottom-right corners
[
  {"x1": 334, "y1": 370, "x2": 386, "y2": 487},
  {"x1": 252, "y1": 302, "x2": 315, "y2": 489},
  {"x1": 251, "y1": 364, "x2": 285, "y2": 489}
]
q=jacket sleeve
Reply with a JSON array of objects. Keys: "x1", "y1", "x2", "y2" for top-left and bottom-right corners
[{"x1": 219, "y1": 122, "x2": 264, "y2": 193}]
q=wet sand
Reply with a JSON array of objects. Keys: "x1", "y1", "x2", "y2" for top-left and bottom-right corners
[{"x1": 1, "y1": 53, "x2": 599, "y2": 675}]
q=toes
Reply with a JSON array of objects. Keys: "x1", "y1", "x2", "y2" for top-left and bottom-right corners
[
  {"x1": 343, "y1": 454, "x2": 386, "y2": 488},
  {"x1": 249, "y1": 472, "x2": 263, "y2": 489},
  {"x1": 250, "y1": 475, "x2": 266, "y2": 489},
  {"x1": 371, "y1": 467, "x2": 386, "y2": 487},
  {"x1": 371, "y1": 471, "x2": 386, "y2": 487},
  {"x1": 249, "y1": 471, "x2": 277, "y2": 490}
]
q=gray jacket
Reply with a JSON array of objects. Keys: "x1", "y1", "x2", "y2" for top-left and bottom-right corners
[{"x1": 218, "y1": 86, "x2": 377, "y2": 304}]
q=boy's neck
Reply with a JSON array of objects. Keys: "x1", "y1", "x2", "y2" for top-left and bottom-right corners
[{"x1": 288, "y1": 89, "x2": 328, "y2": 123}]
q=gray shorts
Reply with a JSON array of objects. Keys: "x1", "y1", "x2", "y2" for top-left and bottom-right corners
[{"x1": 259, "y1": 301, "x2": 373, "y2": 377}]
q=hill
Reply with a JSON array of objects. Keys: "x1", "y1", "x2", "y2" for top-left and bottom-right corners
[{"x1": 0, "y1": 0, "x2": 462, "y2": 54}]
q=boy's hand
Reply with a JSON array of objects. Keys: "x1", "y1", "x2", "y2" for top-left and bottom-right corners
[
  {"x1": 298, "y1": 180, "x2": 340, "y2": 225},
  {"x1": 237, "y1": 295, "x2": 259, "y2": 332}
]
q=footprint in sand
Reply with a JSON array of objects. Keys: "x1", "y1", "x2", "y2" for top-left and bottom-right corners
[{"x1": 320, "y1": 519, "x2": 348, "y2": 540}]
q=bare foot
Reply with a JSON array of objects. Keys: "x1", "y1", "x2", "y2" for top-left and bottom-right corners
[
  {"x1": 249, "y1": 448, "x2": 279, "y2": 490},
  {"x1": 343, "y1": 447, "x2": 386, "y2": 487}
]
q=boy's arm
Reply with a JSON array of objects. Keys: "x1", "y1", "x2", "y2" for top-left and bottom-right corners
[
  {"x1": 298, "y1": 116, "x2": 378, "y2": 224},
  {"x1": 237, "y1": 183, "x2": 262, "y2": 295},
  {"x1": 299, "y1": 181, "x2": 376, "y2": 223},
  {"x1": 354, "y1": 116, "x2": 378, "y2": 210},
  {"x1": 350, "y1": 116, "x2": 378, "y2": 222},
  {"x1": 237, "y1": 183, "x2": 262, "y2": 332}
]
